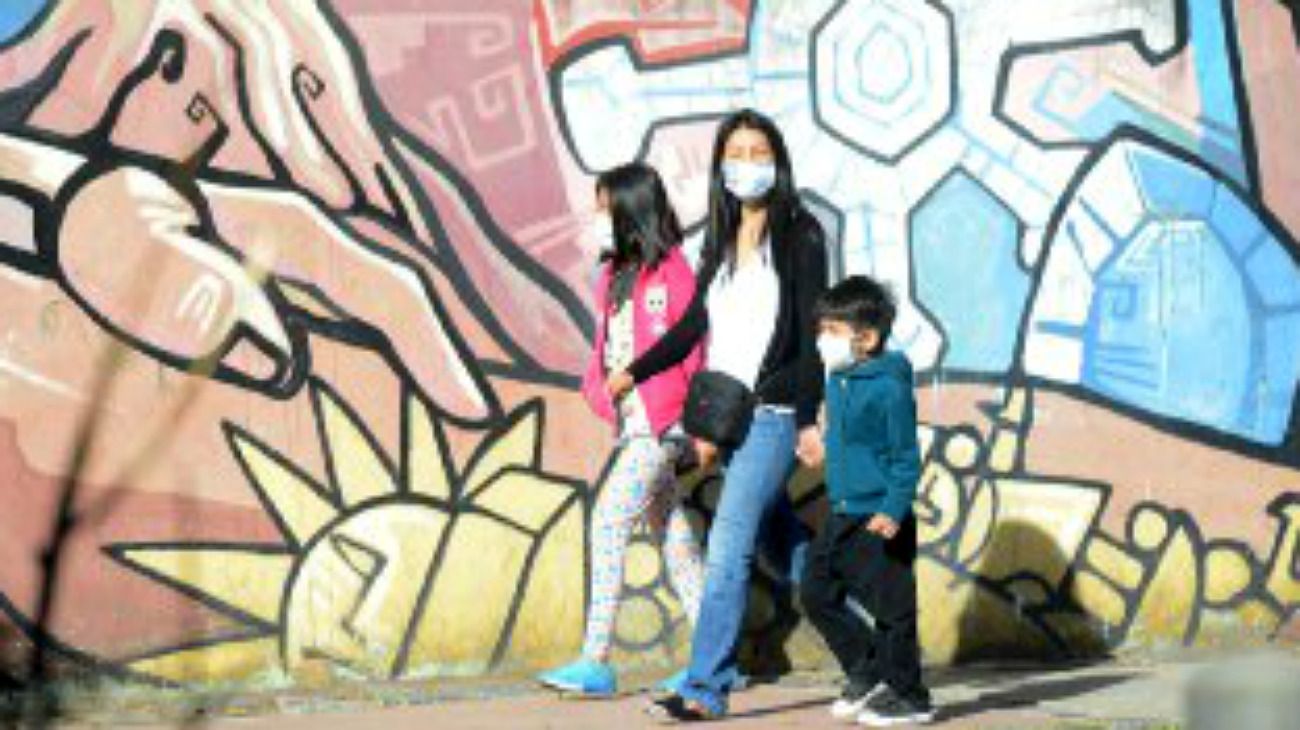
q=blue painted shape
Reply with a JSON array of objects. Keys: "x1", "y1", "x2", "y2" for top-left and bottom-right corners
[
  {"x1": 0, "y1": 0, "x2": 47, "y2": 46},
  {"x1": 1209, "y1": 183, "x2": 1265, "y2": 254},
  {"x1": 1053, "y1": 138, "x2": 1300, "y2": 444},
  {"x1": 1034, "y1": 66, "x2": 1194, "y2": 154},
  {"x1": 1245, "y1": 242, "x2": 1300, "y2": 309},
  {"x1": 1129, "y1": 144, "x2": 1215, "y2": 216},
  {"x1": 1189, "y1": 0, "x2": 1249, "y2": 185},
  {"x1": 1072, "y1": 95, "x2": 1251, "y2": 188},
  {"x1": 1084, "y1": 221, "x2": 1253, "y2": 434},
  {"x1": 912, "y1": 172, "x2": 1029, "y2": 372}
]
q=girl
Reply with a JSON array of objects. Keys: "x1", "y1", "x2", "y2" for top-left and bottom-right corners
[
  {"x1": 610, "y1": 109, "x2": 829, "y2": 721},
  {"x1": 537, "y1": 163, "x2": 705, "y2": 698}
]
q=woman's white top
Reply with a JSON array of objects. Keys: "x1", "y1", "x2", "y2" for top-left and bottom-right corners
[{"x1": 705, "y1": 240, "x2": 779, "y2": 389}]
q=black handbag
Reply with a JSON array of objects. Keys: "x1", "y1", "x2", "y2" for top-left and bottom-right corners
[{"x1": 682, "y1": 370, "x2": 758, "y2": 448}]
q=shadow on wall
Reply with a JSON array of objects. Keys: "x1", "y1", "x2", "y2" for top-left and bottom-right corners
[
  {"x1": 739, "y1": 485, "x2": 817, "y2": 680},
  {"x1": 2, "y1": 621, "x2": 24, "y2": 691},
  {"x1": 632, "y1": 475, "x2": 1115, "y2": 680},
  {"x1": 739, "y1": 519, "x2": 1114, "y2": 679},
  {"x1": 2, "y1": 618, "x2": 23, "y2": 729},
  {"x1": 738, "y1": 532, "x2": 807, "y2": 679},
  {"x1": 945, "y1": 519, "x2": 1109, "y2": 663}
]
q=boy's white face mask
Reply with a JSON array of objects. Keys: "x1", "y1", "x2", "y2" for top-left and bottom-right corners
[
  {"x1": 817, "y1": 333, "x2": 856, "y2": 374},
  {"x1": 722, "y1": 161, "x2": 777, "y2": 202}
]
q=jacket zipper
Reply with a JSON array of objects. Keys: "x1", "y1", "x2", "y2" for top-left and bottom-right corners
[{"x1": 835, "y1": 374, "x2": 849, "y2": 512}]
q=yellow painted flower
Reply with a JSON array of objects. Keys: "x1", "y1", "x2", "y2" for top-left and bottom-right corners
[{"x1": 110, "y1": 381, "x2": 586, "y2": 684}]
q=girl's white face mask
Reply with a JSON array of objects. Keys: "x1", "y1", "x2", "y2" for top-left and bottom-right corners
[
  {"x1": 584, "y1": 213, "x2": 616, "y2": 255},
  {"x1": 722, "y1": 161, "x2": 777, "y2": 202},
  {"x1": 817, "y1": 333, "x2": 856, "y2": 374}
]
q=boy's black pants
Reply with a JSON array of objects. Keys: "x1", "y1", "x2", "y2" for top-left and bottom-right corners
[{"x1": 800, "y1": 512, "x2": 929, "y2": 702}]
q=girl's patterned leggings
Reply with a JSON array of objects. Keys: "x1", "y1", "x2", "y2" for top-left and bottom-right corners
[{"x1": 581, "y1": 437, "x2": 704, "y2": 662}]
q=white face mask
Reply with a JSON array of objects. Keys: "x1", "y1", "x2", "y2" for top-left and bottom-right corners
[
  {"x1": 817, "y1": 333, "x2": 856, "y2": 374},
  {"x1": 584, "y1": 213, "x2": 616, "y2": 255},
  {"x1": 722, "y1": 161, "x2": 776, "y2": 202}
]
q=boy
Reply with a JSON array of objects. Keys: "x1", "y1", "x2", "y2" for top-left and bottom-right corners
[{"x1": 803, "y1": 275, "x2": 934, "y2": 726}]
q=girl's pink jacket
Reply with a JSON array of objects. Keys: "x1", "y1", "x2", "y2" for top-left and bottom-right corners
[{"x1": 581, "y1": 247, "x2": 705, "y2": 437}]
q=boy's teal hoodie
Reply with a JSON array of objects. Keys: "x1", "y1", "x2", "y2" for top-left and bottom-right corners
[{"x1": 823, "y1": 350, "x2": 921, "y2": 523}]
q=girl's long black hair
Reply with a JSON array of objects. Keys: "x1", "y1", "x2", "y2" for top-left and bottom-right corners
[
  {"x1": 596, "y1": 161, "x2": 683, "y2": 269},
  {"x1": 704, "y1": 108, "x2": 801, "y2": 272}
]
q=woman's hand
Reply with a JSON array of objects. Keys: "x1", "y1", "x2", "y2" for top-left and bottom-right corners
[
  {"x1": 796, "y1": 426, "x2": 824, "y2": 468},
  {"x1": 606, "y1": 370, "x2": 635, "y2": 399},
  {"x1": 694, "y1": 438, "x2": 719, "y2": 470}
]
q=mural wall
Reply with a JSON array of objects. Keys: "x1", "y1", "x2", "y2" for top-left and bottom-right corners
[{"x1": 0, "y1": 0, "x2": 1298, "y2": 687}]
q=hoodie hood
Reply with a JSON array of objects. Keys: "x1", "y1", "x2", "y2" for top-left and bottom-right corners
[{"x1": 840, "y1": 350, "x2": 914, "y2": 385}]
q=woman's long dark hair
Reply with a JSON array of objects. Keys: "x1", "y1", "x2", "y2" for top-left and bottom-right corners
[
  {"x1": 596, "y1": 162, "x2": 683, "y2": 269},
  {"x1": 705, "y1": 108, "x2": 801, "y2": 272}
]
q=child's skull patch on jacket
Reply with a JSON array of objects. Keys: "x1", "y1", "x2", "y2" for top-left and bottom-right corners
[{"x1": 645, "y1": 284, "x2": 669, "y2": 334}]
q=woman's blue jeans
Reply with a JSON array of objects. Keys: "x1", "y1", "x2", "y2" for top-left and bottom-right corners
[{"x1": 680, "y1": 408, "x2": 808, "y2": 713}]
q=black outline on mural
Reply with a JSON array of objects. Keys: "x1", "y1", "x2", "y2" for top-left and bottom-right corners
[
  {"x1": 0, "y1": 0, "x2": 57, "y2": 53},
  {"x1": 381, "y1": 120, "x2": 597, "y2": 379},
  {"x1": 104, "y1": 543, "x2": 292, "y2": 635},
  {"x1": 991, "y1": 0, "x2": 1189, "y2": 149},
  {"x1": 544, "y1": 0, "x2": 763, "y2": 177},
  {"x1": 1133, "y1": 504, "x2": 1207, "y2": 644},
  {"x1": 905, "y1": 167, "x2": 1030, "y2": 375},
  {"x1": 0, "y1": 0, "x2": 1296, "y2": 685},
  {"x1": 0, "y1": 178, "x2": 54, "y2": 277},
  {"x1": 0, "y1": 28, "x2": 90, "y2": 131},
  {"x1": 223, "y1": 422, "x2": 341, "y2": 553},
  {"x1": 203, "y1": 15, "x2": 297, "y2": 186},
  {"x1": 310, "y1": 377, "x2": 401, "y2": 503},
  {"x1": 104, "y1": 385, "x2": 595, "y2": 682},
  {"x1": 799, "y1": 189, "x2": 847, "y2": 283},
  {"x1": 540, "y1": 0, "x2": 1298, "y2": 468},
  {"x1": 483, "y1": 468, "x2": 588, "y2": 669},
  {"x1": 313, "y1": 0, "x2": 597, "y2": 377},
  {"x1": 37, "y1": 30, "x2": 313, "y2": 398},
  {"x1": 808, "y1": 0, "x2": 958, "y2": 166},
  {"x1": 1289, "y1": 0, "x2": 1300, "y2": 46},
  {"x1": 1218, "y1": 0, "x2": 1263, "y2": 196},
  {"x1": 400, "y1": 387, "x2": 459, "y2": 508},
  {"x1": 290, "y1": 63, "x2": 369, "y2": 213},
  {"x1": 1006, "y1": 123, "x2": 1300, "y2": 466},
  {"x1": 2, "y1": 0, "x2": 593, "y2": 426},
  {"x1": 990, "y1": 0, "x2": 1261, "y2": 199}
]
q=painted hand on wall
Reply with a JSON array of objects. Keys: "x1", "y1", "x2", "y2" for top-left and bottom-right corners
[
  {"x1": 3, "y1": 137, "x2": 495, "y2": 422},
  {"x1": 0, "y1": 10, "x2": 499, "y2": 421},
  {"x1": 0, "y1": 0, "x2": 588, "y2": 423}
]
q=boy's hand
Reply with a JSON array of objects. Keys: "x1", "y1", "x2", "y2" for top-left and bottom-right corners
[
  {"x1": 866, "y1": 514, "x2": 899, "y2": 539},
  {"x1": 796, "y1": 426, "x2": 824, "y2": 468}
]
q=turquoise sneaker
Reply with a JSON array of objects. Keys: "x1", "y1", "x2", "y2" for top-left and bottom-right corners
[{"x1": 536, "y1": 658, "x2": 617, "y2": 698}]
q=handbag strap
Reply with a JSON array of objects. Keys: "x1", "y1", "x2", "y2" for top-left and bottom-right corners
[{"x1": 749, "y1": 367, "x2": 785, "y2": 406}]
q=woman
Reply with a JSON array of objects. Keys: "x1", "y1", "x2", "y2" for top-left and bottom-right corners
[{"x1": 609, "y1": 109, "x2": 828, "y2": 721}]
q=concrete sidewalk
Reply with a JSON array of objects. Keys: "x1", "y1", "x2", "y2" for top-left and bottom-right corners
[{"x1": 39, "y1": 659, "x2": 1206, "y2": 729}]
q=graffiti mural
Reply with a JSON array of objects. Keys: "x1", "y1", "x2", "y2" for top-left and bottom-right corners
[
  {"x1": 113, "y1": 383, "x2": 586, "y2": 683},
  {"x1": 0, "y1": 0, "x2": 1298, "y2": 688}
]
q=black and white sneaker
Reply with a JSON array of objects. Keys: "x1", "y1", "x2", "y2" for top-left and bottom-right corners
[
  {"x1": 830, "y1": 679, "x2": 884, "y2": 720},
  {"x1": 856, "y1": 687, "x2": 935, "y2": 727}
]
